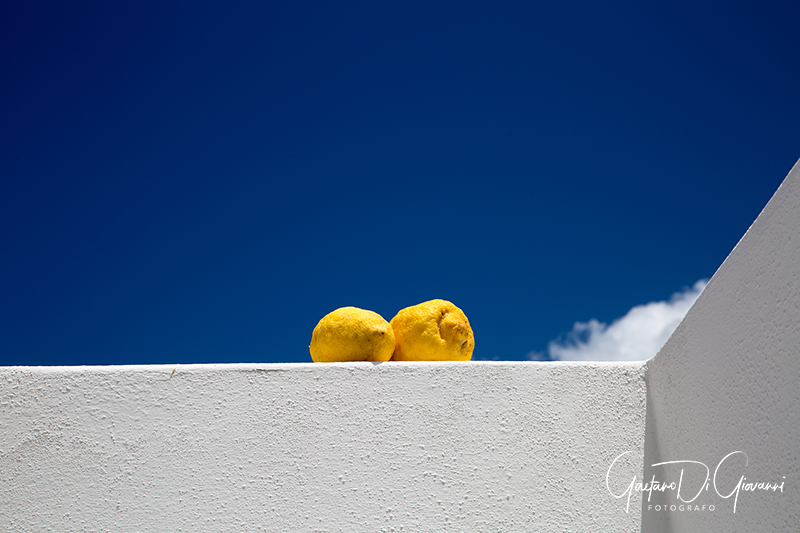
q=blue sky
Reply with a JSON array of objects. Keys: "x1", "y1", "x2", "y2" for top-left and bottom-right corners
[{"x1": 2, "y1": 1, "x2": 798, "y2": 366}]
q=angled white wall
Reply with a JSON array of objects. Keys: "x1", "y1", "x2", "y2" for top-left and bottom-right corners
[
  {"x1": 643, "y1": 159, "x2": 800, "y2": 531},
  {"x1": 1, "y1": 361, "x2": 646, "y2": 532}
]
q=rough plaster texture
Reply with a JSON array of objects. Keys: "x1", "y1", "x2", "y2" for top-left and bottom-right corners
[
  {"x1": 5, "y1": 162, "x2": 799, "y2": 532},
  {"x1": 643, "y1": 159, "x2": 800, "y2": 531},
  {"x1": 1, "y1": 362, "x2": 646, "y2": 532}
]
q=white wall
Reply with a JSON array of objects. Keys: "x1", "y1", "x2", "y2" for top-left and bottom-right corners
[
  {"x1": 1, "y1": 361, "x2": 646, "y2": 532},
  {"x1": 5, "y1": 161, "x2": 799, "y2": 532},
  {"x1": 643, "y1": 159, "x2": 800, "y2": 531}
]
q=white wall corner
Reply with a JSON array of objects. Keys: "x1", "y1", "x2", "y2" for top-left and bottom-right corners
[
  {"x1": 643, "y1": 157, "x2": 800, "y2": 531},
  {"x1": 4, "y1": 159, "x2": 799, "y2": 532}
]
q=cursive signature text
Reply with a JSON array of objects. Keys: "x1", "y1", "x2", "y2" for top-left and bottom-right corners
[{"x1": 606, "y1": 451, "x2": 785, "y2": 513}]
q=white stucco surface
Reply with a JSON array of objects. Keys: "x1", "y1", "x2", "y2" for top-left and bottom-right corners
[
  {"x1": 5, "y1": 161, "x2": 799, "y2": 532},
  {"x1": 1, "y1": 361, "x2": 646, "y2": 532},
  {"x1": 642, "y1": 159, "x2": 800, "y2": 531}
]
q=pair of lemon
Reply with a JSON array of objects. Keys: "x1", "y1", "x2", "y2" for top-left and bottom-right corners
[{"x1": 310, "y1": 299, "x2": 474, "y2": 362}]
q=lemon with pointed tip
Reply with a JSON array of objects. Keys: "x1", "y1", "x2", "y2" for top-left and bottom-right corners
[
  {"x1": 310, "y1": 307, "x2": 395, "y2": 363},
  {"x1": 390, "y1": 299, "x2": 474, "y2": 361}
]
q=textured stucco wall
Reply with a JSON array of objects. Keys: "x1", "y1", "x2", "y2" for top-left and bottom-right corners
[
  {"x1": 643, "y1": 159, "x2": 800, "y2": 531},
  {"x1": 1, "y1": 361, "x2": 646, "y2": 532}
]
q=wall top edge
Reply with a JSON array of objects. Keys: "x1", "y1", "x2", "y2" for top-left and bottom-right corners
[{"x1": 0, "y1": 360, "x2": 647, "y2": 373}]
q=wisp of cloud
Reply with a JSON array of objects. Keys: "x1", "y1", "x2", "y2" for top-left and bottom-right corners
[{"x1": 545, "y1": 280, "x2": 708, "y2": 361}]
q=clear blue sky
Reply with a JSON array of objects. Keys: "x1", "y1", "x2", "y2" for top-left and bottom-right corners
[{"x1": 2, "y1": 1, "x2": 798, "y2": 366}]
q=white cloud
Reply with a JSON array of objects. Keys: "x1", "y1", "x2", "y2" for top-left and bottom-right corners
[{"x1": 545, "y1": 280, "x2": 708, "y2": 362}]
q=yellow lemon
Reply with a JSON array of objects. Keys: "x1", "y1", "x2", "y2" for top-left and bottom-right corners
[
  {"x1": 390, "y1": 299, "x2": 474, "y2": 361},
  {"x1": 310, "y1": 307, "x2": 395, "y2": 363}
]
